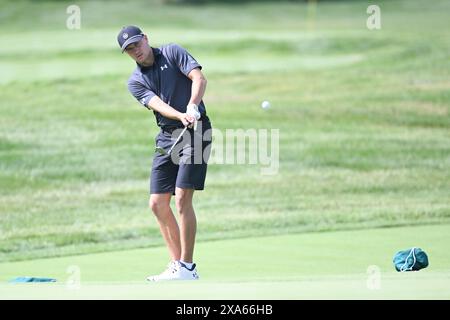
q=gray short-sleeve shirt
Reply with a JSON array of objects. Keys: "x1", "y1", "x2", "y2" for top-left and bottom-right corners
[{"x1": 127, "y1": 43, "x2": 207, "y2": 128}]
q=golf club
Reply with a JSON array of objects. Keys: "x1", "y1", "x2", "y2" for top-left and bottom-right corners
[{"x1": 155, "y1": 126, "x2": 188, "y2": 156}]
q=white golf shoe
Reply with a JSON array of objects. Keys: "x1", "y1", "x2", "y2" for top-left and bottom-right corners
[
  {"x1": 146, "y1": 261, "x2": 199, "y2": 282},
  {"x1": 146, "y1": 261, "x2": 179, "y2": 282},
  {"x1": 176, "y1": 261, "x2": 200, "y2": 281}
]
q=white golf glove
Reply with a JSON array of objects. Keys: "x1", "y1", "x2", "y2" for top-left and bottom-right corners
[{"x1": 186, "y1": 103, "x2": 201, "y2": 130}]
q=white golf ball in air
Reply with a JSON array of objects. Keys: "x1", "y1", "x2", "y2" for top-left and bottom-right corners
[{"x1": 261, "y1": 100, "x2": 271, "y2": 109}]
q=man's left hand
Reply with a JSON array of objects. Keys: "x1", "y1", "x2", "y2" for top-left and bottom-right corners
[{"x1": 186, "y1": 103, "x2": 201, "y2": 130}]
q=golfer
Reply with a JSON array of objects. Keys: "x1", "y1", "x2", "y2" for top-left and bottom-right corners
[{"x1": 117, "y1": 26, "x2": 212, "y2": 281}]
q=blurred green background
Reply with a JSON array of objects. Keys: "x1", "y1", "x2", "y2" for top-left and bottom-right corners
[{"x1": 0, "y1": 0, "x2": 449, "y2": 263}]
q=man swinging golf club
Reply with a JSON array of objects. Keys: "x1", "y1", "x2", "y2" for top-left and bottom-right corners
[{"x1": 118, "y1": 26, "x2": 212, "y2": 281}]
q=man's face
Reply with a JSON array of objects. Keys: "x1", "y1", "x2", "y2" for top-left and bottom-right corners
[{"x1": 124, "y1": 35, "x2": 151, "y2": 63}]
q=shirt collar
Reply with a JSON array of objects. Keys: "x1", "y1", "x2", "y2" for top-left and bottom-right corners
[{"x1": 137, "y1": 47, "x2": 161, "y2": 71}]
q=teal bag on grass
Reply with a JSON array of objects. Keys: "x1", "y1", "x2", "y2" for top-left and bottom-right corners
[{"x1": 393, "y1": 247, "x2": 429, "y2": 272}]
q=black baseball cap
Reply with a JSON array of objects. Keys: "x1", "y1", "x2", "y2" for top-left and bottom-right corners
[{"x1": 117, "y1": 26, "x2": 144, "y2": 52}]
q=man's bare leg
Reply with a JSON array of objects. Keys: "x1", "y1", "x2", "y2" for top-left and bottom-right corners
[
  {"x1": 149, "y1": 193, "x2": 181, "y2": 261},
  {"x1": 175, "y1": 187, "x2": 196, "y2": 263}
]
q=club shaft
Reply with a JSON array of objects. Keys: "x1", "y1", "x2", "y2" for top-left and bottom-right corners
[{"x1": 168, "y1": 126, "x2": 188, "y2": 155}]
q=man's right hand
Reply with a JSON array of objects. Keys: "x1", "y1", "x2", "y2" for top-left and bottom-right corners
[{"x1": 179, "y1": 113, "x2": 195, "y2": 128}]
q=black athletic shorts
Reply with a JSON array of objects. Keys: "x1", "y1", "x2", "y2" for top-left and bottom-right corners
[{"x1": 150, "y1": 119, "x2": 212, "y2": 194}]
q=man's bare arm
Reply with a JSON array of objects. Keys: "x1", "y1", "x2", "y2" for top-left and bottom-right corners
[
  {"x1": 147, "y1": 96, "x2": 194, "y2": 127},
  {"x1": 187, "y1": 68, "x2": 207, "y2": 105}
]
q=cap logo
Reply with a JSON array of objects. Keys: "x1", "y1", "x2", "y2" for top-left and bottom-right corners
[{"x1": 122, "y1": 33, "x2": 128, "y2": 40}]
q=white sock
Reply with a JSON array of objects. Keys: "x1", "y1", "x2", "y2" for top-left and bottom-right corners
[{"x1": 180, "y1": 261, "x2": 194, "y2": 269}]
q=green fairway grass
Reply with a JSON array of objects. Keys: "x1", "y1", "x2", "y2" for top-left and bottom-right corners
[
  {"x1": 0, "y1": 0, "x2": 449, "y2": 268},
  {"x1": 0, "y1": 224, "x2": 449, "y2": 299}
]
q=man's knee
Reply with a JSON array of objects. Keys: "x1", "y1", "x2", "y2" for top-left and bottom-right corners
[
  {"x1": 175, "y1": 189, "x2": 194, "y2": 214},
  {"x1": 149, "y1": 195, "x2": 170, "y2": 215}
]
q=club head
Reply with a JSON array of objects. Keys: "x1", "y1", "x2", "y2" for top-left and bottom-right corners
[{"x1": 155, "y1": 146, "x2": 168, "y2": 155}]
